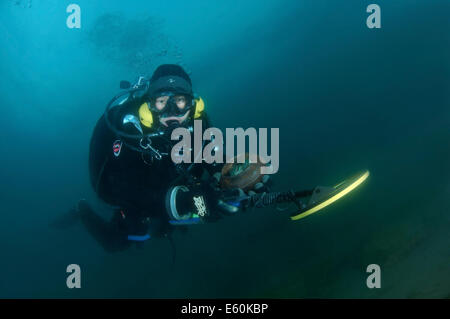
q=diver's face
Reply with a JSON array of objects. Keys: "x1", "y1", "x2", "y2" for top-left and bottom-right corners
[
  {"x1": 154, "y1": 94, "x2": 190, "y2": 127},
  {"x1": 155, "y1": 95, "x2": 187, "y2": 111}
]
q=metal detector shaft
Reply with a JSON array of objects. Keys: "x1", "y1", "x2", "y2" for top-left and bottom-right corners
[{"x1": 224, "y1": 189, "x2": 314, "y2": 209}]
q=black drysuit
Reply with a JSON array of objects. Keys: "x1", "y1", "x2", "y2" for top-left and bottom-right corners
[{"x1": 85, "y1": 98, "x2": 219, "y2": 252}]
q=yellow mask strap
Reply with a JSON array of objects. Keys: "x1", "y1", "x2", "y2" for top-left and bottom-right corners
[
  {"x1": 138, "y1": 103, "x2": 153, "y2": 128},
  {"x1": 194, "y1": 97, "x2": 205, "y2": 119}
]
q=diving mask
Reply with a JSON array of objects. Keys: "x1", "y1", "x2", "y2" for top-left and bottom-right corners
[{"x1": 149, "y1": 91, "x2": 193, "y2": 127}]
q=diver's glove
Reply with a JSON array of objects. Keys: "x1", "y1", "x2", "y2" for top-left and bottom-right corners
[
  {"x1": 165, "y1": 183, "x2": 219, "y2": 224},
  {"x1": 211, "y1": 172, "x2": 272, "y2": 214},
  {"x1": 165, "y1": 171, "x2": 272, "y2": 223},
  {"x1": 216, "y1": 188, "x2": 248, "y2": 214},
  {"x1": 247, "y1": 174, "x2": 271, "y2": 195}
]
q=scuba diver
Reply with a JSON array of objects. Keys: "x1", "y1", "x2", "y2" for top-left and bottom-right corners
[
  {"x1": 64, "y1": 64, "x2": 270, "y2": 252},
  {"x1": 55, "y1": 64, "x2": 369, "y2": 253}
]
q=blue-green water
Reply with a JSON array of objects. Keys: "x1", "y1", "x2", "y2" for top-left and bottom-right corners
[{"x1": 0, "y1": 0, "x2": 448, "y2": 298}]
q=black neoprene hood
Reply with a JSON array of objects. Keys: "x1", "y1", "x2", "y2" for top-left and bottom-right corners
[{"x1": 148, "y1": 64, "x2": 193, "y2": 97}]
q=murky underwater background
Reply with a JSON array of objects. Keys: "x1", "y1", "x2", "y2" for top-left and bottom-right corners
[{"x1": 0, "y1": 0, "x2": 448, "y2": 298}]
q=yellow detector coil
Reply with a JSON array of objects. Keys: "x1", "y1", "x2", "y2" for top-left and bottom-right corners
[{"x1": 290, "y1": 170, "x2": 370, "y2": 221}]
